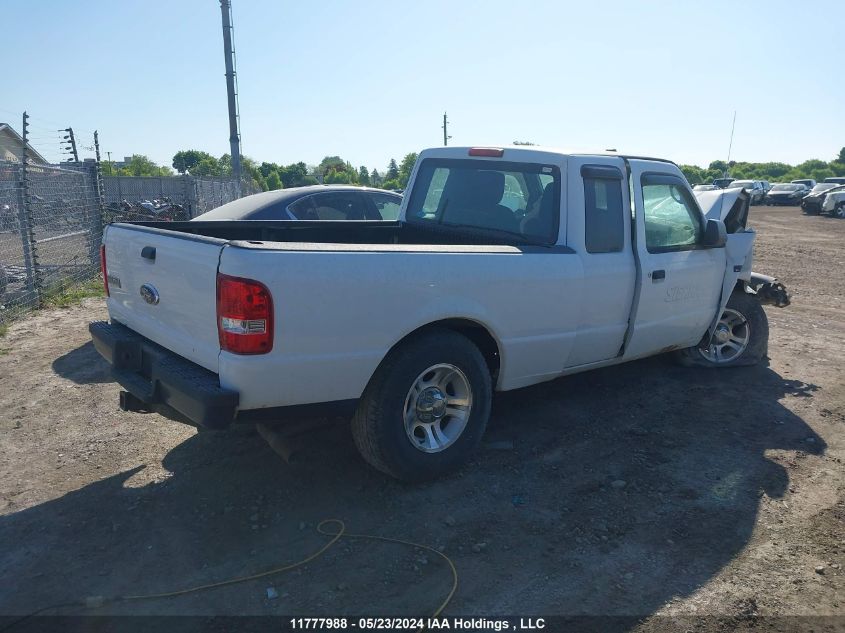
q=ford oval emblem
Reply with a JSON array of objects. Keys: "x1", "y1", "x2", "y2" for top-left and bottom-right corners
[{"x1": 140, "y1": 283, "x2": 160, "y2": 305}]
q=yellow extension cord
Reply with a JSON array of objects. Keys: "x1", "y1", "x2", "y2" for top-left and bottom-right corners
[{"x1": 114, "y1": 519, "x2": 458, "y2": 631}]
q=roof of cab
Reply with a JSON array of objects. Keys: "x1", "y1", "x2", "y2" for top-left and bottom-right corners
[{"x1": 419, "y1": 145, "x2": 678, "y2": 166}]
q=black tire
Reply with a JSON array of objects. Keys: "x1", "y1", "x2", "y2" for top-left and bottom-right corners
[
  {"x1": 835, "y1": 203, "x2": 845, "y2": 219},
  {"x1": 351, "y1": 329, "x2": 492, "y2": 481},
  {"x1": 675, "y1": 290, "x2": 768, "y2": 368}
]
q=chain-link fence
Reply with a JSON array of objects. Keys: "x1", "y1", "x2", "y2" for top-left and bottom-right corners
[
  {"x1": 0, "y1": 161, "x2": 103, "y2": 324},
  {"x1": 1, "y1": 162, "x2": 257, "y2": 325},
  {"x1": 103, "y1": 175, "x2": 258, "y2": 218}
]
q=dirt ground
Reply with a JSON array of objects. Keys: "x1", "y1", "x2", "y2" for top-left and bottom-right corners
[{"x1": 0, "y1": 205, "x2": 843, "y2": 630}]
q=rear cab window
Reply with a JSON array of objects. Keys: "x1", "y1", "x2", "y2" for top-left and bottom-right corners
[
  {"x1": 581, "y1": 165, "x2": 624, "y2": 253},
  {"x1": 405, "y1": 158, "x2": 561, "y2": 244}
]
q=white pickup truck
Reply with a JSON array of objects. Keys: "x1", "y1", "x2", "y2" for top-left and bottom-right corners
[{"x1": 90, "y1": 146, "x2": 789, "y2": 480}]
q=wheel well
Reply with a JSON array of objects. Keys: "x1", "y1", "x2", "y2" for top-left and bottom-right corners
[{"x1": 393, "y1": 319, "x2": 501, "y2": 382}]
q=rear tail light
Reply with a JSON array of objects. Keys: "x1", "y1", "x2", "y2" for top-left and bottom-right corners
[
  {"x1": 216, "y1": 273, "x2": 274, "y2": 354},
  {"x1": 100, "y1": 244, "x2": 109, "y2": 296},
  {"x1": 468, "y1": 147, "x2": 504, "y2": 157}
]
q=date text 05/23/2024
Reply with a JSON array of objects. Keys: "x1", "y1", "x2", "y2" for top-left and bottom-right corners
[{"x1": 289, "y1": 617, "x2": 546, "y2": 630}]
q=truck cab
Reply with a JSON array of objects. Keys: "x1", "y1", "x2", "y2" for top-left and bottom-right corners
[{"x1": 403, "y1": 148, "x2": 732, "y2": 369}]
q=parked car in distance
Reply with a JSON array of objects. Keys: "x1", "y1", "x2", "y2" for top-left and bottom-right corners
[
  {"x1": 713, "y1": 177, "x2": 735, "y2": 188},
  {"x1": 823, "y1": 177, "x2": 845, "y2": 185},
  {"x1": 729, "y1": 180, "x2": 766, "y2": 205},
  {"x1": 821, "y1": 186, "x2": 845, "y2": 218},
  {"x1": 766, "y1": 183, "x2": 808, "y2": 206},
  {"x1": 92, "y1": 145, "x2": 790, "y2": 480},
  {"x1": 801, "y1": 183, "x2": 845, "y2": 215},
  {"x1": 760, "y1": 180, "x2": 771, "y2": 193},
  {"x1": 193, "y1": 185, "x2": 403, "y2": 222},
  {"x1": 791, "y1": 178, "x2": 817, "y2": 189},
  {"x1": 693, "y1": 184, "x2": 719, "y2": 192}
]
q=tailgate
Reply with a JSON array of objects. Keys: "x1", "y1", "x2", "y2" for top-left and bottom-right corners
[{"x1": 103, "y1": 224, "x2": 226, "y2": 372}]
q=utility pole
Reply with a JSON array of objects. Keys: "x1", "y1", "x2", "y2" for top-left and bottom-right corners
[
  {"x1": 442, "y1": 112, "x2": 451, "y2": 146},
  {"x1": 220, "y1": 0, "x2": 242, "y2": 185},
  {"x1": 61, "y1": 127, "x2": 79, "y2": 162},
  {"x1": 106, "y1": 151, "x2": 113, "y2": 175}
]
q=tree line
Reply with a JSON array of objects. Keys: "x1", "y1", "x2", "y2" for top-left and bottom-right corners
[
  {"x1": 102, "y1": 145, "x2": 845, "y2": 190},
  {"x1": 103, "y1": 149, "x2": 419, "y2": 192},
  {"x1": 681, "y1": 147, "x2": 845, "y2": 185}
]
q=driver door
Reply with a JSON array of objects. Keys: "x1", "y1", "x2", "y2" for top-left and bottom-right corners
[{"x1": 624, "y1": 161, "x2": 726, "y2": 359}]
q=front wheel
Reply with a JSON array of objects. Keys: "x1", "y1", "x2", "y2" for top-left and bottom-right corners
[
  {"x1": 351, "y1": 329, "x2": 492, "y2": 481},
  {"x1": 835, "y1": 203, "x2": 845, "y2": 219},
  {"x1": 675, "y1": 290, "x2": 769, "y2": 368}
]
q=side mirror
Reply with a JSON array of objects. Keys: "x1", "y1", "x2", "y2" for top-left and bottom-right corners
[{"x1": 702, "y1": 218, "x2": 727, "y2": 247}]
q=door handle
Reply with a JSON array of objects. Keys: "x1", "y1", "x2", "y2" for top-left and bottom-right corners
[{"x1": 651, "y1": 269, "x2": 665, "y2": 281}]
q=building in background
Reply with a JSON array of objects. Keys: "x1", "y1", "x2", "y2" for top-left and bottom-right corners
[{"x1": 0, "y1": 123, "x2": 48, "y2": 165}]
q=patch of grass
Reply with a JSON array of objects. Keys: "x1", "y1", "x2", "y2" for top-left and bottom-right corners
[
  {"x1": 0, "y1": 323, "x2": 7, "y2": 338},
  {"x1": 43, "y1": 278, "x2": 105, "y2": 309}
]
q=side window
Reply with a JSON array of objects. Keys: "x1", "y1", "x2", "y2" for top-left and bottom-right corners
[
  {"x1": 583, "y1": 168, "x2": 624, "y2": 253},
  {"x1": 420, "y1": 167, "x2": 449, "y2": 217},
  {"x1": 369, "y1": 193, "x2": 402, "y2": 220},
  {"x1": 641, "y1": 175, "x2": 702, "y2": 252},
  {"x1": 288, "y1": 196, "x2": 315, "y2": 220},
  {"x1": 309, "y1": 192, "x2": 368, "y2": 220},
  {"x1": 501, "y1": 174, "x2": 527, "y2": 212}
]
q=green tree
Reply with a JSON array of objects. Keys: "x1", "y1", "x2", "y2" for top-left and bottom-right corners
[
  {"x1": 172, "y1": 150, "x2": 214, "y2": 174},
  {"x1": 259, "y1": 161, "x2": 280, "y2": 179},
  {"x1": 398, "y1": 152, "x2": 418, "y2": 188},
  {"x1": 680, "y1": 164, "x2": 705, "y2": 184},
  {"x1": 358, "y1": 166, "x2": 370, "y2": 185},
  {"x1": 325, "y1": 169, "x2": 352, "y2": 184},
  {"x1": 319, "y1": 156, "x2": 345, "y2": 176},
  {"x1": 279, "y1": 162, "x2": 310, "y2": 188},
  {"x1": 386, "y1": 159, "x2": 399, "y2": 181},
  {"x1": 370, "y1": 168, "x2": 381, "y2": 186},
  {"x1": 381, "y1": 178, "x2": 400, "y2": 190},
  {"x1": 115, "y1": 154, "x2": 172, "y2": 177},
  {"x1": 191, "y1": 157, "x2": 222, "y2": 177},
  {"x1": 265, "y1": 171, "x2": 282, "y2": 191}
]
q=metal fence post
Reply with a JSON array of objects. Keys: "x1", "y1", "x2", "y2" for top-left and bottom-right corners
[
  {"x1": 18, "y1": 112, "x2": 42, "y2": 306},
  {"x1": 88, "y1": 131, "x2": 105, "y2": 265}
]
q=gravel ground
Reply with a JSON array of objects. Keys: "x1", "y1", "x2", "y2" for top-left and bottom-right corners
[{"x1": 0, "y1": 205, "x2": 842, "y2": 631}]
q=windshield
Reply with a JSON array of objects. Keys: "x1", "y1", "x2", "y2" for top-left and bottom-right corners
[
  {"x1": 731, "y1": 181, "x2": 754, "y2": 188},
  {"x1": 771, "y1": 184, "x2": 800, "y2": 191},
  {"x1": 811, "y1": 183, "x2": 837, "y2": 193},
  {"x1": 405, "y1": 158, "x2": 560, "y2": 244}
]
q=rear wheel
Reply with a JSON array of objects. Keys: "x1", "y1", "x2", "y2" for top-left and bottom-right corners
[
  {"x1": 351, "y1": 329, "x2": 492, "y2": 481},
  {"x1": 675, "y1": 290, "x2": 768, "y2": 368},
  {"x1": 835, "y1": 203, "x2": 845, "y2": 219}
]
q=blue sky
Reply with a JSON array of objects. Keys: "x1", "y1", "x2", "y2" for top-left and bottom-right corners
[{"x1": 5, "y1": 0, "x2": 844, "y2": 171}]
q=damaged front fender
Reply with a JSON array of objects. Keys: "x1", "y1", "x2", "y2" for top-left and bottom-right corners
[{"x1": 746, "y1": 272, "x2": 790, "y2": 307}]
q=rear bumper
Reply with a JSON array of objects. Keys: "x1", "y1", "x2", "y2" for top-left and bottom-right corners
[{"x1": 89, "y1": 320, "x2": 239, "y2": 429}]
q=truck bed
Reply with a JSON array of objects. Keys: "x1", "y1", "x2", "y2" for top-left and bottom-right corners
[{"x1": 128, "y1": 219, "x2": 534, "y2": 247}]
